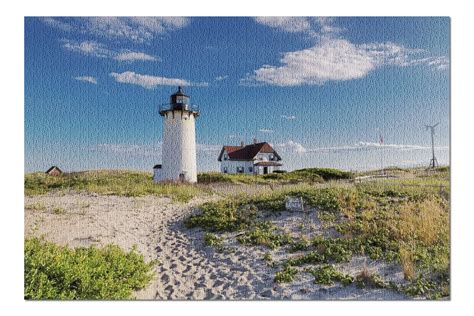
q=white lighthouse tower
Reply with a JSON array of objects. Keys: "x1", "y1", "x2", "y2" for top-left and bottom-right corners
[{"x1": 153, "y1": 87, "x2": 199, "y2": 183}]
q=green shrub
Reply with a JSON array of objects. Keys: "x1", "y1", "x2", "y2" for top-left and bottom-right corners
[
  {"x1": 312, "y1": 237, "x2": 354, "y2": 263},
  {"x1": 237, "y1": 222, "x2": 292, "y2": 249},
  {"x1": 292, "y1": 168, "x2": 353, "y2": 181},
  {"x1": 263, "y1": 252, "x2": 272, "y2": 262},
  {"x1": 25, "y1": 202, "x2": 47, "y2": 211},
  {"x1": 249, "y1": 194, "x2": 286, "y2": 212},
  {"x1": 307, "y1": 264, "x2": 354, "y2": 286},
  {"x1": 355, "y1": 270, "x2": 388, "y2": 289},
  {"x1": 24, "y1": 238, "x2": 155, "y2": 300},
  {"x1": 185, "y1": 200, "x2": 256, "y2": 232},
  {"x1": 203, "y1": 232, "x2": 225, "y2": 252},
  {"x1": 197, "y1": 168, "x2": 352, "y2": 185},
  {"x1": 403, "y1": 277, "x2": 437, "y2": 296},
  {"x1": 274, "y1": 266, "x2": 298, "y2": 283},
  {"x1": 197, "y1": 172, "x2": 233, "y2": 183},
  {"x1": 288, "y1": 237, "x2": 311, "y2": 253}
]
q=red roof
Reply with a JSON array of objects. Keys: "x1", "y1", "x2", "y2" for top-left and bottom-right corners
[{"x1": 218, "y1": 142, "x2": 282, "y2": 161}]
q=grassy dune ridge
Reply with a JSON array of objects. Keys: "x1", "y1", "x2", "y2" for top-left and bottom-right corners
[
  {"x1": 24, "y1": 168, "x2": 354, "y2": 201},
  {"x1": 24, "y1": 170, "x2": 207, "y2": 202},
  {"x1": 186, "y1": 167, "x2": 450, "y2": 299},
  {"x1": 197, "y1": 168, "x2": 353, "y2": 184}
]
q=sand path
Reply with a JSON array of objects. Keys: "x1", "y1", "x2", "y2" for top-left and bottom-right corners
[{"x1": 24, "y1": 193, "x2": 407, "y2": 300}]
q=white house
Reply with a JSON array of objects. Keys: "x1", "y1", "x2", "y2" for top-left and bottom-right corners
[{"x1": 217, "y1": 141, "x2": 283, "y2": 175}]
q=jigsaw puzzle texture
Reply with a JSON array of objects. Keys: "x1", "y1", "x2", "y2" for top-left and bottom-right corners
[{"x1": 24, "y1": 17, "x2": 450, "y2": 300}]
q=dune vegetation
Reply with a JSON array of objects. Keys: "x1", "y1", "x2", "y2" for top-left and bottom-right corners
[
  {"x1": 24, "y1": 237, "x2": 155, "y2": 300},
  {"x1": 185, "y1": 167, "x2": 450, "y2": 299},
  {"x1": 24, "y1": 170, "x2": 207, "y2": 202},
  {"x1": 24, "y1": 168, "x2": 354, "y2": 202},
  {"x1": 197, "y1": 168, "x2": 353, "y2": 184},
  {"x1": 24, "y1": 166, "x2": 449, "y2": 299}
]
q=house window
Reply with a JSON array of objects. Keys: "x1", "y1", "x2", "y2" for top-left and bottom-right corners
[
  {"x1": 237, "y1": 167, "x2": 244, "y2": 173},
  {"x1": 224, "y1": 154, "x2": 228, "y2": 160},
  {"x1": 270, "y1": 154, "x2": 275, "y2": 160},
  {"x1": 223, "y1": 167, "x2": 228, "y2": 174},
  {"x1": 248, "y1": 167, "x2": 253, "y2": 173}
]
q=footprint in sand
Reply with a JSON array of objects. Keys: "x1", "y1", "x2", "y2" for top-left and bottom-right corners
[
  {"x1": 183, "y1": 265, "x2": 193, "y2": 273},
  {"x1": 213, "y1": 280, "x2": 225, "y2": 287},
  {"x1": 161, "y1": 274, "x2": 170, "y2": 283},
  {"x1": 164, "y1": 285, "x2": 175, "y2": 298}
]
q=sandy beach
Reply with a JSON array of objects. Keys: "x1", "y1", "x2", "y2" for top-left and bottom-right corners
[{"x1": 24, "y1": 192, "x2": 409, "y2": 300}]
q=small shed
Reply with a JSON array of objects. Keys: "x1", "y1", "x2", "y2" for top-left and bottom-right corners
[
  {"x1": 153, "y1": 164, "x2": 162, "y2": 183},
  {"x1": 45, "y1": 166, "x2": 63, "y2": 176}
]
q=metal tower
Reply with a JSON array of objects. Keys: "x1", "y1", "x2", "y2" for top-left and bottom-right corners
[{"x1": 425, "y1": 123, "x2": 440, "y2": 169}]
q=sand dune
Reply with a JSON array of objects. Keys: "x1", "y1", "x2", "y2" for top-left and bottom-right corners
[{"x1": 24, "y1": 193, "x2": 406, "y2": 300}]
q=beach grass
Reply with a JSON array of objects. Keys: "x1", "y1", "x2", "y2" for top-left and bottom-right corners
[
  {"x1": 186, "y1": 167, "x2": 450, "y2": 299},
  {"x1": 197, "y1": 167, "x2": 353, "y2": 184},
  {"x1": 24, "y1": 170, "x2": 208, "y2": 202}
]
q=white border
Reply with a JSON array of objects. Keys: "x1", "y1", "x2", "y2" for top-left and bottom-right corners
[{"x1": 2, "y1": 1, "x2": 473, "y2": 315}]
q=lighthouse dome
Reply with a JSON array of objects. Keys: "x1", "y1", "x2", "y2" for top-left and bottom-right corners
[
  {"x1": 170, "y1": 86, "x2": 190, "y2": 107},
  {"x1": 160, "y1": 86, "x2": 199, "y2": 117}
]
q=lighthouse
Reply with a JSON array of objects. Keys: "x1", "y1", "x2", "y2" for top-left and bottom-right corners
[{"x1": 153, "y1": 87, "x2": 199, "y2": 183}]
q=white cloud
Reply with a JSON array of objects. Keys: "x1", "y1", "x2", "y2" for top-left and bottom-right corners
[
  {"x1": 276, "y1": 140, "x2": 308, "y2": 154},
  {"x1": 197, "y1": 144, "x2": 222, "y2": 152},
  {"x1": 114, "y1": 51, "x2": 159, "y2": 62},
  {"x1": 254, "y1": 17, "x2": 342, "y2": 38},
  {"x1": 244, "y1": 39, "x2": 375, "y2": 86},
  {"x1": 89, "y1": 143, "x2": 161, "y2": 157},
  {"x1": 258, "y1": 129, "x2": 274, "y2": 133},
  {"x1": 74, "y1": 76, "x2": 98, "y2": 84},
  {"x1": 110, "y1": 71, "x2": 208, "y2": 89},
  {"x1": 89, "y1": 142, "x2": 221, "y2": 156},
  {"x1": 228, "y1": 134, "x2": 243, "y2": 139},
  {"x1": 215, "y1": 75, "x2": 228, "y2": 81},
  {"x1": 42, "y1": 17, "x2": 72, "y2": 31},
  {"x1": 254, "y1": 17, "x2": 314, "y2": 34},
  {"x1": 244, "y1": 39, "x2": 449, "y2": 86},
  {"x1": 61, "y1": 40, "x2": 112, "y2": 58},
  {"x1": 61, "y1": 39, "x2": 159, "y2": 62},
  {"x1": 249, "y1": 18, "x2": 449, "y2": 86},
  {"x1": 276, "y1": 140, "x2": 448, "y2": 154},
  {"x1": 44, "y1": 17, "x2": 191, "y2": 43},
  {"x1": 281, "y1": 115, "x2": 296, "y2": 120}
]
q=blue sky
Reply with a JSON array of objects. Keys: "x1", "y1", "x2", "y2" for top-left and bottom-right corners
[{"x1": 25, "y1": 17, "x2": 450, "y2": 172}]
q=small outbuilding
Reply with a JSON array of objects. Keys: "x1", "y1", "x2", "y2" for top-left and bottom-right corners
[
  {"x1": 45, "y1": 166, "x2": 63, "y2": 176},
  {"x1": 153, "y1": 164, "x2": 162, "y2": 182}
]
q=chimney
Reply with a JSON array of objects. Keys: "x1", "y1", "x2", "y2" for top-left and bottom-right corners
[
  {"x1": 240, "y1": 141, "x2": 244, "y2": 147},
  {"x1": 253, "y1": 138, "x2": 257, "y2": 144}
]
